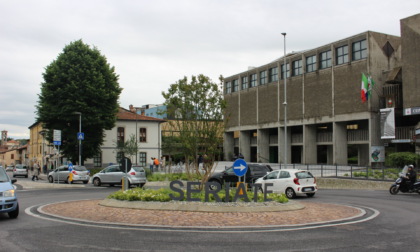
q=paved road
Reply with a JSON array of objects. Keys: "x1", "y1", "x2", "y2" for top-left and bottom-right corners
[{"x1": 1, "y1": 180, "x2": 420, "y2": 251}]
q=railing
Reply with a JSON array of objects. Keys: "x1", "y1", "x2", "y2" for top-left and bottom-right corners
[
  {"x1": 273, "y1": 163, "x2": 406, "y2": 181},
  {"x1": 317, "y1": 132, "x2": 332, "y2": 143},
  {"x1": 395, "y1": 126, "x2": 415, "y2": 140},
  {"x1": 347, "y1": 129, "x2": 369, "y2": 142},
  {"x1": 291, "y1": 134, "x2": 303, "y2": 144}
]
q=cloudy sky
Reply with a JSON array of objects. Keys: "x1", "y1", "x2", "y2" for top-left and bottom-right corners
[{"x1": 1, "y1": 0, "x2": 419, "y2": 139}]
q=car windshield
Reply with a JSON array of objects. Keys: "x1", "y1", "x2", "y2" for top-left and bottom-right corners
[
  {"x1": 132, "y1": 166, "x2": 144, "y2": 172},
  {"x1": 296, "y1": 172, "x2": 314, "y2": 179},
  {"x1": 74, "y1": 166, "x2": 87, "y2": 171},
  {"x1": 16, "y1": 165, "x2": 26, "y2": 169},
  {"x1": 0, "y1": 169, "x2": 9, "y2": 182}
]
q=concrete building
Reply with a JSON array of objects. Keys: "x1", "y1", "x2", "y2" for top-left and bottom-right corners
[{"x1": 223, "y1": 14, "x2": 420, "y2": 166}]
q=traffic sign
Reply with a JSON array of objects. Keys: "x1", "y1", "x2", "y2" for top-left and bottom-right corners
[
  {"x1": 53, "y1": 129, "x2": 61, "y2": 146},
  {"x1": 233, "y1": 159, "x2": 248, "y2": 176},
  {"x1": 68, "y1": 162, "x2": 73, "y2": 171},
  {"x1": 77, "y1": 132, "x2": 84, "y2": 140}
]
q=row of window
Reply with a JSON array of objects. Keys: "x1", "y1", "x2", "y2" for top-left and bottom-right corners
[
  {"x1": 93, "y1": 151, "x2": 148, "y2": 168},
  {"x1": 225, "y1": 39, "x2": 367, "y2": 94},
  {"x1": 117, "y1": 127, "x2": 147, "y2": 146}
]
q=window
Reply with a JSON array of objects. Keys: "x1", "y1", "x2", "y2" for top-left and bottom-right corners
[
  {"x1": 241, "y1": 76, "x2": 248, "y2": 90},
  {"x1": 306, "y1": 55, "x2": 317, "y2": 73},
  {"x1": 259, "y1": 71, "x2": 267, "y2": 85},
  {"x1": 319, "y1": 50, "x2": 332, "y2": 69},
  {"x1": 117, "y1": 127, "x2": 125, "y2": 147},
  {"x1": 139, "y1": 128, "x2": 146, "y2": 142},
  {"x1": 232, "y1": 79, "x2": 238, "y2": 92},
  {"x1": 352, "y1": 39, "x2": 367, "y2": 60},
  {"x1": 281, "y1": 63, "x2": 290, "y2": 79},
  {"x1": 225, "y1": 81, "x2": 231, "y2": 94},
  {"x1": 336, "y1": 45, "x2": 348, "y2": 65},
  {"x1": 292, "y1": 59, "x2": 303, "y2": 76},
  {"x1": 269, "y1": 67, "x2": 278, "y2": 82},
  {"x1": 139, "y1": 152, "x2": 147, "y2": 167},
  {"x1": 250, "y1": 74, "x2": 257, "y2": 87},
  {"x1": 93, "y1": 152, "x2": 102, "y2": 167}
]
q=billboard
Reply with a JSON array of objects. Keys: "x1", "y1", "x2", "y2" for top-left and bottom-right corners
[{"x1": 380, "y1": 108, "x2": 395, "y2": 139}]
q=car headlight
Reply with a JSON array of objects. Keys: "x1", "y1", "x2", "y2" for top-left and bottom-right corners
[{"x1": 3, "y1": 189, "x2": 15, "y2": 197}]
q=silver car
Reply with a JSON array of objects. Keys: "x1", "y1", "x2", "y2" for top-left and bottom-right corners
[
  {"x1": 13, "y1": 164, "x2": 29, "y2": 178},
  {"x1": 92, "y1": 165, "x2": 146, "y2": 188},
  {"x1": 48, "y1": 165, "x2": 90, "y2": 184}
]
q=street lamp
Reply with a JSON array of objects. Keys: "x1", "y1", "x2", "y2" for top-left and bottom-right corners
[
  {"x1": 73, "y1": 112, "x2": 82, "y2": 166},
  {"x1": 282, "y1": 32, "x2": 288, "y2": 167}
]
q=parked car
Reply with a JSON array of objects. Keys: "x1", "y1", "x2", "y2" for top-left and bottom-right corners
[
  {"x1": 208, "y1": 163, "x2": 272, "y2": 189},
  {"x1": 48, "y1": 165, "x2": 90, "y2": 184},
  {"x1": 92, "y1": 164, "x2": 147, "y2": 188},
  {"x1": 256, "y1": 169, "x2": 317, "y2": 199},
  {"x1": 13, "y1": 164, "x2": 28, "y2": 178},
  {"x1": 5, "y1": 166, "x2": 14, "y2": 172},
  {"x1": 0, "y1": 167, "x2": 19, "y2": 218}
]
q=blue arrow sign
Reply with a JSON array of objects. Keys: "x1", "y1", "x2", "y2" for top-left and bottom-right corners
[
  {"x1": 77, "y1": 132, "x2": 84, "y2": 140},
  {"x1": 68, "y1": 162, "x2": 73, "y2": 171},
  {"x1": 233, "y1": 159, "x2": 248, "y2": 176}
]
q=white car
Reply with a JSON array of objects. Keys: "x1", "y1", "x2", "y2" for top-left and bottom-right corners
[{"x1": 256, "y1": 169, "x2": 317, "y2": 199}]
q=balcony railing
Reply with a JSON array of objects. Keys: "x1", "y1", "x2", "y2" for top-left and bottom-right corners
[{"x1": 347, "y1": 129, "x2": 369, "y2": 142}]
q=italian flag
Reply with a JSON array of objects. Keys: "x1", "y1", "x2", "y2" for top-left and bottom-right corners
[{"x1": 361, "y1": 73, "x2": 368, "y2": 103}]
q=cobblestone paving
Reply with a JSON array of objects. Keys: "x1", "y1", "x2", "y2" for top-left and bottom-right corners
[{"x1": 41, "y1": 200, "x2": 361, "y2": 227}]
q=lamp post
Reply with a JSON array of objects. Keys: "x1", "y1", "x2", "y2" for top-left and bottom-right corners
[
  {"x1": 282, "y1": 32, "x2": 288, "y2": 167},
  {"x1": 73, "y1": 112, "x2": 82, "y2": 166}
]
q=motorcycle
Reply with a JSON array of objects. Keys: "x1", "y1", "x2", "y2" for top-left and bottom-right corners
[{"x1": 389, "y1": 165, "x2": 420, "y2": 195}]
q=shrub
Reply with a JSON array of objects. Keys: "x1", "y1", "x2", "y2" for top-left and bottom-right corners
[
  {"x1": 387, "y1": 152, "x2": 420, "y2": 168},
  {"x1": 108, "y1": 187, "x2": 289, "y2": 203}
]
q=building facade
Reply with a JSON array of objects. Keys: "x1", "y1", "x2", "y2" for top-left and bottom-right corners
[{"x1": 223, "y1": 14, "x2": 420, "y2": 166}]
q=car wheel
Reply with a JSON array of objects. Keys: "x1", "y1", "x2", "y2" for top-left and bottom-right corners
[
  {"x1": 25, "y1": 175, "x2": 28, "y2": 178},
  {"x1": 83, "y1": 181, "x2": 88, "y2": 184},
  {"x1": 66, "y1": 177, "x2": 72, "y2": 184},
  {"x1": 93, "y1": 178, "x2": 101, "y2": 187},
  {"x1": 258, "y1": 186, "x2": 264, "y2": 193},
  {"x1": 139, "y1": 183, "x2": 145, "y2": 188},
  {"x1": 306, "y1": 193, "x2": 315, "y2": 198},
  {"x1": 8, "y1": 204, "x2": 19, "y2": 219},
  {"x1": 48, "y1": 176, "x2": 54, "y2": 183},
  {"x1": 208, "y1": 180, "x2": 221, "y2": 191},
  {"x1": 285, "y1": 188, "x2": 296, "y2": 199}
]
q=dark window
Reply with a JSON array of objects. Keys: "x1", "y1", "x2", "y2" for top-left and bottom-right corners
[
  {"x1": 259, "y1": 70, "x2": 267, "y2": 85},
  {"x1": 281, "y1": 63, "x2": 290, "y2": 79},
  {"x1": 232, "y1": 79, "x2": 238, "y2": 92},
  {"x1": 352, "y1": 39, "x2": 367, "y2": 60},
  {"x1": 250, "y1": 74, "x2": 257, "y2": 87},
  {"x1": 306, "y1": 55, "x2": 317, "y2": 72},
  {"x1": 225, "y1": 81, "x2": 231, "y2": 94},
  {"x1": 139, "y1": 152, "x2": 146, "y2": 167},
  {"x1": 139, "y1": 128, "x2": 146, "y2": 142},
  {"x1": 117, "y1": 127, "x2": 125, "y2": 147},
  {"x1": 241, "y1": 76, "x2": 248, "y2": 89},
  {"x1": 336, "y1": 45, "x2": 349, "y2": 65},
  {"x1": 93, "y1": 152, "x2": 102, "y2": 167},
  {"x1": 292, "y1": 59, "x2": 303, "y2": 76},
  {"x1": 319, "y1": 50, "x2": 332, "y2": 69},
  {"x1": 269, "y1": 67, "x2": 278, "y2": 82}
]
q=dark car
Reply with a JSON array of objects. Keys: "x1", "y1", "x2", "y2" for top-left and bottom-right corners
[{"x1": 208, "y1": 163, "x2": 272, "y2": 189}]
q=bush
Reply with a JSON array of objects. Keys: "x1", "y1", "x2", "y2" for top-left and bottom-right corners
[
  {"x1": 387, "y1": 152, "x2": 420, "y2": 168},
  {"x1": 108, "y1": 187, "x2": 289, "y2": 203}
]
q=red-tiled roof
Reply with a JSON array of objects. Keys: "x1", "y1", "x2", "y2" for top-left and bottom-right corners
[{"x1": 117, "y1": 107, "x2": 166, "y2": 122}]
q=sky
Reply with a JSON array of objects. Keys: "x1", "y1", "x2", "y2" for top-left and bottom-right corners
[{"x1": 1, "y1": 0, "x2": 419, "y2": 140}]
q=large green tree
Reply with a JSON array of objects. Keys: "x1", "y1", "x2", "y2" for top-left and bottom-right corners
[
  {"x1": 162, "y1": 74, "x2": 226, "y2": 183},
  {"x1": 36, "y1": 40, "x2": 122, "y2": 164}
]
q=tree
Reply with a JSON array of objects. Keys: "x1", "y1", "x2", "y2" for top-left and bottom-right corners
[
  {"x1": 36, "y1": 40, "x2": 122, "y2": 164},
  {"x1": 162, "y1": 74, "x2": 226, "y2": 184},
  {"x1": 115, "y1": 134, "x2": 138, "y2": 163}
]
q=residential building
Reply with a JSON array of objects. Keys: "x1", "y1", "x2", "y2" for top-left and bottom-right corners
[{"x1": 223, "y1": 14, "x2": 420, "y2": 166}]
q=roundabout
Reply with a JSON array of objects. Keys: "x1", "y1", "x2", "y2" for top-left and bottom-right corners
[{"x1": 27, "y1": 198, "x2": 379, "y2": 232}]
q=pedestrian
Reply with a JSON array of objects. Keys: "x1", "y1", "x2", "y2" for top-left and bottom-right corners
[
  {"x1": 32, "y1": 162, "x2": 40, "y2": 181},
  {"x1": 43, "y1": 164, "x2": 47, "y2": 174},
  {"x1": 160, "y1": 156, "x2": 166, "y2": 173},
  {"x1": 154, "y1": 157, "x2": 160, "y2": 172},
  {"x1": 150, "y1": 158, "x2": 154, "y2": 174}
]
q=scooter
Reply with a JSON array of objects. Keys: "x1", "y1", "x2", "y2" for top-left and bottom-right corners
[{"x1": 389, "y1": 166, "x2": 420, "y2": 195}]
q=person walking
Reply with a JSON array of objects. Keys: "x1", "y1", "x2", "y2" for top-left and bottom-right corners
[
  {"x1": 150, "y1": 158, "x2": 154, "y2": 174},
  {"x1": 32, "y1": 162, "x2": 40, "y2": 181}
]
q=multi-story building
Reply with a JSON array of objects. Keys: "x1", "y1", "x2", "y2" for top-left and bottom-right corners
[{"x1": 223, "y1": 14, "x2": 420, "y2": 166}]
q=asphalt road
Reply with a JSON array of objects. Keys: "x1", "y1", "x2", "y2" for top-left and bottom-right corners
[{"x1": 1, "y1": 176, "x2": 420, "y2": 251}]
